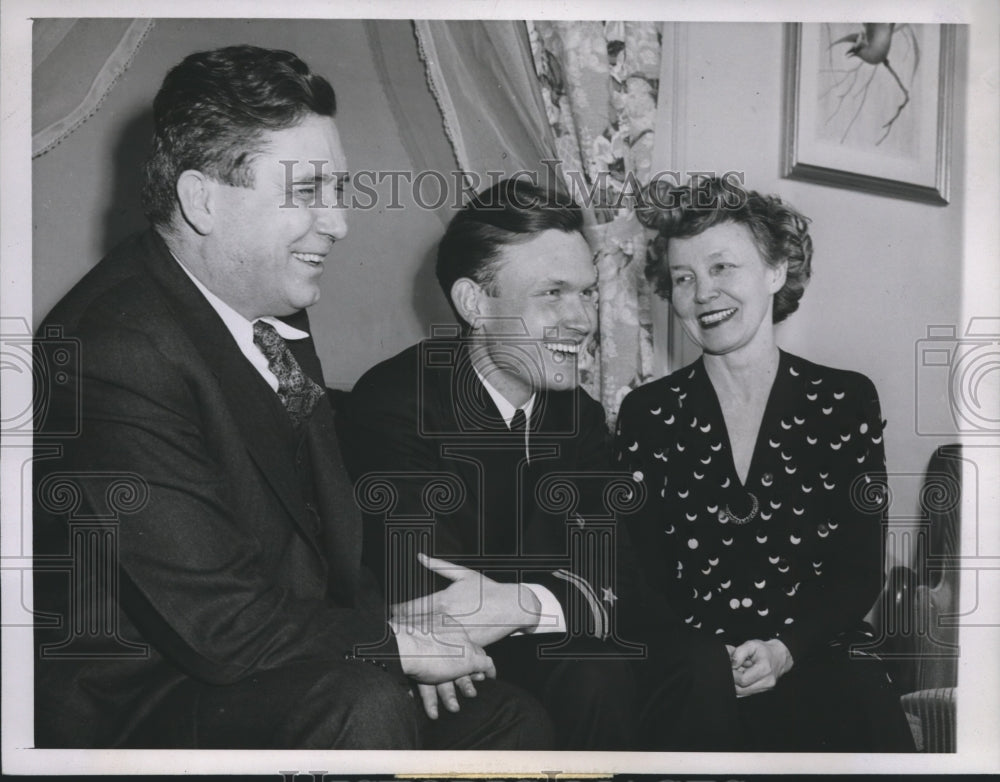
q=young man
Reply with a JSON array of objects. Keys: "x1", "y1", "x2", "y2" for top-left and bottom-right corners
[
  {"x1": 341, "y1": 179, "x2": 716, "y2": 749},
  {"x1": 33, "y1": 46, "x2": 550, "y2": 750}
]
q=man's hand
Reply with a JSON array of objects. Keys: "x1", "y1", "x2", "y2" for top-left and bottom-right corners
[
  {"x1": 392, "y1": 554, "x2": 543, "y2": 647},
  {"x1": 392, "y1": 613, "x2": 496, "y2": 719},
  {"x1": 414, "y1": 674, "x2": 485, "y2": 720},
  {"x1": 393, "y1": 613, "x2": 497, "y2": 682},
  {"x1": 726, "y1": 639, "x2": 793, "y2": 697}
]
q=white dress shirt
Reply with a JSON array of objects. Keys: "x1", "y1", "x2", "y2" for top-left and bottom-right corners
[{"x1": 174, "y1": 256, "x2": 309, "y2": 392}]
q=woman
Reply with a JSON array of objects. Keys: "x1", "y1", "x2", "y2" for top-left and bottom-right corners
[{"x1": 615, "y1": 177, "x2": 914, "y2": 751}]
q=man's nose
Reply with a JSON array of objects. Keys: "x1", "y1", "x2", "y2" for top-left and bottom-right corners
[
  {"x1": 313, "y1": 202, "x2": 348, "y2": 241},
  {"x1": 561, "y1": 293, "x2": 596, "y2": 335}
]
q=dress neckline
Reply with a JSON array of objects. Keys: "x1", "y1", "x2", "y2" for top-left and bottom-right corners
[{"x1": 694, "y1": 350, "x2": 790, "y2": 492}]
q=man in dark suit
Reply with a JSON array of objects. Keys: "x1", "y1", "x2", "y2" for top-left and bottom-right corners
[
  {"x1": 340, "y1": 179, "x2": 718, "y2": 749},
  {"x1": 32, "y1": 45, "x2": 551, "y2": 750}
]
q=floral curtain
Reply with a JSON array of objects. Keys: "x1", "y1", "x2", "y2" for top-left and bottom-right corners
[{"x1": 528, "y1": 21, "x2": 660, "y2": 425}]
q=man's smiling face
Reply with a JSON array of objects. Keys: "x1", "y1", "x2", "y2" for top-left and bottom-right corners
[
  {"x1": 203, "y1": 113, "x2": 349, "y2": 320},
  {"x1": 471, "y1": 228, "x2": 597, "y2": 407}
]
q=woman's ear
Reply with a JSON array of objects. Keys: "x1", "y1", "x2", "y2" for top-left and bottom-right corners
[
  {"x1": 769, "y1": 260, "x2": 788, "y2": 294},
  {"x1": 176, "y1": 170, "x2": 215, "y2": 236},
  {"x1": 451, "y1": 278, "x2": 485, "y2": 330}
]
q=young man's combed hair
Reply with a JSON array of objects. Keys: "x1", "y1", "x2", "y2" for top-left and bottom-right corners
[{"x1": 436, "y1": 178, "x2": 583, "y2": 324}]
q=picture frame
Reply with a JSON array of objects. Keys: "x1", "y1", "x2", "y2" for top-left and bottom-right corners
[{"x1": 782, "y1": 22, "x2": 955, "y2": 205}]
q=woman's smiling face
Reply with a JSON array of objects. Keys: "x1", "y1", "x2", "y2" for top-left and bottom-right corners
[{"x1": 667, "y1": 221, "x2": 787, "y2": 358}]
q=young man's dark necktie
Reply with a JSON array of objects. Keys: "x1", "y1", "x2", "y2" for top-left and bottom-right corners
[
  {"x1": 252, "y1": 320, "x2": 326, "y2": 428},
  {"x1": 509, "y1": 408, "x2": 527, "y2": 434}
]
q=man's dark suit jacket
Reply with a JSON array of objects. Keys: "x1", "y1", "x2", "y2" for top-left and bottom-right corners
[
  {"x1": 338, "y1": 340, "x2": 650, "y2": 640},
  {"x1": 33, "y1": 230, "x2": 399, "y2": 747}
]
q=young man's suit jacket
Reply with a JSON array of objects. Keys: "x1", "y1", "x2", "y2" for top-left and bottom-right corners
[
  {"x1": 338, "y1": 340, "x2": 653, "y2": 642},
  {"x1": 33, "y1": 230, "x2": 399, "y2": 747}
]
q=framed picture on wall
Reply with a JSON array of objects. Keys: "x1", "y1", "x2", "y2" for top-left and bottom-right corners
[{"x1": 782, "y1": 23, "x2": 955, "y2": 205}]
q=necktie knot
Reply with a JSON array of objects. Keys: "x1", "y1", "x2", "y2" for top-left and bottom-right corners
[
  {"x1": 509, "y1": 407, "x2": 528, "y2": 434},
  {"x1": 252, "y1": 320, "x2": 326, "y2": 428}
]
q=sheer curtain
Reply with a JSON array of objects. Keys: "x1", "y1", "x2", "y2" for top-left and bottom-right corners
[
  {"x1": 32, "y1": 19, "x2": 153, "y2": 158},
  {"x1": 415, "y1": 20, "x2": 662, "y2": 425},
  {"x1": 413, "y1": 20, "x2": 557, "y2": 184}
]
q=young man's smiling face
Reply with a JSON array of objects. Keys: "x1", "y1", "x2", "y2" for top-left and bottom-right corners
[{"x1": 468, "y1": 228, "x2": 597, "y2": 408}]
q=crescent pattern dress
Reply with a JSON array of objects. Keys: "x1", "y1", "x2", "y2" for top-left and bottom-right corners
[{"x1": 614, "y1": 350, "x2": 888, "y2": 664}]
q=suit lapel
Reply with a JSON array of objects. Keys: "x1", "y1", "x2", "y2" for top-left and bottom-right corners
[
  {"x1": 304, "y1": 403, "x2": 363, "y2": 600},
  {"x1": 279, "y1": 310, "x2": 362, "y2": 595},
  {"x1": 139, "y1": 231, "x2": 323, "y2": 556},
  {"x1": 278, "y1": 308, "x2": 325, "y2": 385},
  {"x1": 451, "y1": 343, "x2": 509, "y2": 433}
]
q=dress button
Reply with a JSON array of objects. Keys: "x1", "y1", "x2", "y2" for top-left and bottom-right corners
[{"x1": 762, "y1": 472, "x2": 774, "y2": 483}]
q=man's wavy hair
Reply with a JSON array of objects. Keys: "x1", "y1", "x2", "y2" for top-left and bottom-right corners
[
  {"x1": 636, "y1": 176, "x2": 813, "y2": 323},
  {"x1": 141, "y1": 45, "x2": 336, "y2": 228}
]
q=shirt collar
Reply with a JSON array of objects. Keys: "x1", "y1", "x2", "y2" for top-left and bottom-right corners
[
  {"x1": 471, "y1": 363, "x2": 535, "y2": 428},
  {"x1": 172, "y1": 254, "x2": 310, "y2": 344}
]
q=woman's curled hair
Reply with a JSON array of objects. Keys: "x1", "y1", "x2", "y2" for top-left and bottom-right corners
[{"x1": 636, "y1": 176, "x2": 813, "y2": 323}]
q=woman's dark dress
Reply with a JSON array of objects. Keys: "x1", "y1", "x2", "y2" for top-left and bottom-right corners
[{"x1": 615, "y1": 351, "x2": 914, "y2": 751}]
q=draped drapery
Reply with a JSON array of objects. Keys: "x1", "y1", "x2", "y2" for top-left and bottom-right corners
[
  {"x1": 32, "y1": 18, "x2": 154, "y2": 158},
  {"x1": 413, "y1": 20, "x2": 558, "y2": 185},
  {"x1": 415, "y1": 20, "x2": 662, "y2": 425}
]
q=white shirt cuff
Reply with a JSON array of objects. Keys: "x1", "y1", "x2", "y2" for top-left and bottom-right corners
[{"x1": 520, "y1": 583, "x2": 566, "y2": 635}]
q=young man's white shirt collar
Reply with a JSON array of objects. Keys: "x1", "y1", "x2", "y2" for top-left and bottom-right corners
[
  {"x1": 472, "y1": 365, "x2": 536, "y2": 432},
  {"x1": 174, "y1": 255, "x2": 309, "y2": 393}
]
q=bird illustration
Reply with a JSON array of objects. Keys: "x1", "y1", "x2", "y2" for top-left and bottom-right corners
[
  {"x1": 827, "y1": 23, "x2": 920, "y2": 145},
  {"x1": 833, "y1": 23, "x2": 895, "y2": 64}
]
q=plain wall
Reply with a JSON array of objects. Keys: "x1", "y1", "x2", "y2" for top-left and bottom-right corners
[
  {"x1": 32, "y1": 18, "x2": 458, "y2": 388},
  {"x1": 655, "y1": 23, "x2": 968, "y2": 553}
]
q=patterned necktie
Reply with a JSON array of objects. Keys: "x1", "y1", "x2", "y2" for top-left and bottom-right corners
[{"x1": 252, "y1": 320, "x2": 326, "y2": 428}]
